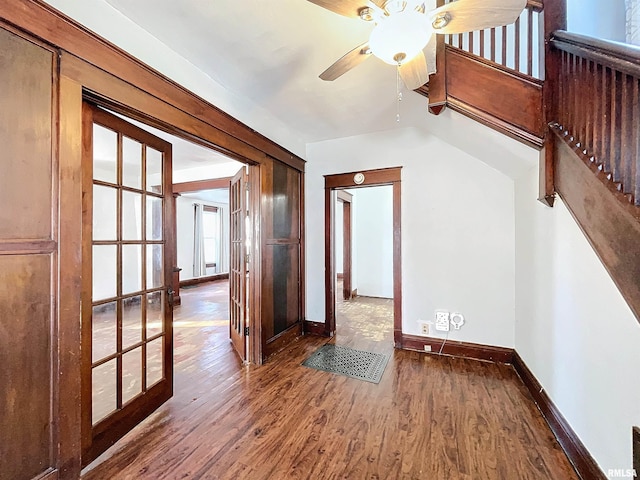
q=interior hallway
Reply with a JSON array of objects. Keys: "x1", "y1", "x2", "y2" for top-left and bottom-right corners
[{"x1": 83, "y1": 281, "x2": 578, "y2": 479}]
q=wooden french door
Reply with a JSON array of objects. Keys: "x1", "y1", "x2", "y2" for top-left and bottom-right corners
[
  {"x1": 81, "y1": 104, "x2": 175, "y2": 464},
  {"x1": 230, "y1": 167, "x2": 248, "y2": 361}
]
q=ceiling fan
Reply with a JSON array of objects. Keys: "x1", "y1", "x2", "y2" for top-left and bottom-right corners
[{"x1": 309, "y1": 0, "x2": 527, "y2": 90}]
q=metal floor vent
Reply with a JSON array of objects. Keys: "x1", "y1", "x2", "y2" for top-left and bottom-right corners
[{"x1": 302, "y1": 344, "x2": 389, "y2": 384}]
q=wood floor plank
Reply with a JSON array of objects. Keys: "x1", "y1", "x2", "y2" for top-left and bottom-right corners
[{"x1": 83, "y1": 283, "x2": 578, "y2": 480}]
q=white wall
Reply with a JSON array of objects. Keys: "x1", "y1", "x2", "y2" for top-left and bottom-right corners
[
  {"x1": 352, "y1": 186, "x2": 393, "y2": 298},
  {"x1": 176, "y1": 196, "x2": 230, "y2": 280},
  {"x1": 306, "y1": 127, "x2": 517, "y2": 347},
  {"x1": 567, "y1": 0, "x2": 627, "y2": 43},
  {"x1": 515, "y1": 166, "x2": 640, "y2": 475},
  {"x1": 335, "y1": 198, "x2": 343, "y2": 276}
]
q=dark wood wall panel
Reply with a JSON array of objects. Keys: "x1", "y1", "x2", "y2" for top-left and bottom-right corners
[
  {"x1": 446, "y1": 47, "x2": 545, "y2": 145},
  {"x1": 0, "y1": 254, "x2": 53, "y2": 480},
  {"x1": 0, "y1": 26, "x2": 57, "y2": 480},
  {"x1": 263, "y1": 160, "x2": 301, "y2": 240},
  {"x1": 261, "y1": 159, "x2": 302, "y2": 352},
  {"x1": 263, "y1": 244, "x2": 300, "y2": 338},
  {"x1": 0, "y1": 27, "x2": 54, "y2": 241}
]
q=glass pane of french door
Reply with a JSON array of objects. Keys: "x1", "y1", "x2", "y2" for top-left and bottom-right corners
[{"x1": 83, "y1": 104, "x2": 173, "y2": 465}]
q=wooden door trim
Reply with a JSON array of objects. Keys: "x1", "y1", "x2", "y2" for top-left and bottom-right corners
[
  {"x1": 172, "y1": 177, "x2": 232, "y2": 194},
  {"x1": 336, "y1": 194, "x2": 353, "y2": 301},
  {"x1": 58, "y1": 75, "x2": 84, "y2": 477},
  {"x1": 0, "y1": 0, "x2": 305, "y2": 171},
  {"x1": 249, "y1": 164, "x2": 263, "y2": 365},
  {"x1": 324, "y1": 167, "x2": 403, "y2": 345}
]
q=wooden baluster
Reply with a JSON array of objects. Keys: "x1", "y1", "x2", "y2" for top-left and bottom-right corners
[
  {"x1": 490, "y1": 28, "x2": 496, "y2": 62},
  {"x1": 588, "y1": 60, "x2": 596, "y2": 156},
  {"x1": 502, "y1": 25, "x2": 508, "y2": 67},
  {"x1": 578, "y1": 57, "x2": 586, "y2": 149},
  {"x1": 458, "y1": 33, "x2": 463, "y2": 49},
  {"x1": 583, "y1": 60, "x2": 591, "y2": 154},
  {"x1": 593, "y1": 63, "x2": 603, "y2": 162},
  {"x1": 570, "y1": 54, "x2": 578, "y2": 142},
  {"x1": 469, "y1": 30, "x2": 475, "y2": 55},
  {"x1": 602, "y1": 67, "x2": 612, "y2": 174},
  {"x1": 621, "y1": 74, "x2": 634, "y2": 194},
  {"x1": 479, "y1": 29, "x2": 485, "y2": 58},
  {"x1": 527, "y1": 7, "x2": 534, "y2": 76},
  {"x1": 571, "y1": 55, "x2": 579, "y2": 142},
  {"x1": 561, "y1": 52, "x2": 568, "y2": 132},
  {"x1": 611, "y1": 71, "x2": 623, "y2": 183},
  {"x1": 515, "y1": 17, "x2": 521, "y2": 72}
]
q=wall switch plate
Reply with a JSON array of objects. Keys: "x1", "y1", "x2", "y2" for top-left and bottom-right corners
[{"x1": 435, "y1": 310, "x2": 450, "y2": 332}]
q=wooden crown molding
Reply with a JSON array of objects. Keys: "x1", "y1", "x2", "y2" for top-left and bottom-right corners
[{"x1": 0, "y1": 0, "x2": 305, "y2": 171}]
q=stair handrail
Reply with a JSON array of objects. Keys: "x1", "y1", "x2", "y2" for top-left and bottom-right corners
[{"x1": 550, "y1": 30, "x2": 640, "y2": 205}]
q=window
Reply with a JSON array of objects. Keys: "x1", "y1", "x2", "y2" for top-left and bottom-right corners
[{"x1": 202, "y1": 206, "x2": 220, "y2": 271}]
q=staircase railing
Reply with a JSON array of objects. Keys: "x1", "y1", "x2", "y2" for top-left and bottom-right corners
[
  {"x1": 444, "y1": 0, "x2": 544, "y2": 80},
  {"x1": 551, "y1": 31, "x2": 640, "y2": 205}
]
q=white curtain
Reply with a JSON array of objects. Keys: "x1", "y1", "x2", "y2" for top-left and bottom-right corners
[
  {"x1": 627, "y1": 0, "x2": 640, "y2": 45},
  {"x1": 193, "y1": 204, "x2": 207, "y2": 277}
]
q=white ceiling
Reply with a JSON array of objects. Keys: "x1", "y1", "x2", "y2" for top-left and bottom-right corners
[
  {"x1": 182, "y1": 189, "x2": 230, "y2": 205},
  {"x1": 43, "y1": 0, "x2": 538, "y2": 179},
  {"x1": 101, "y1": 0, "x2": 437, "y2": 144},
  {"x1": 113, "y1": 109, "x2": 244, "y2": 179}
]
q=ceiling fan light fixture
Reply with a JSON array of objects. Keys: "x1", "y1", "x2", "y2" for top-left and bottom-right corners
[{"x1": 369, "y1": 10, "x2": 433, "y2": 65}]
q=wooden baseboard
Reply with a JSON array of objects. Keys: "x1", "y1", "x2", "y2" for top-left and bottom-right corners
[
  {"x1": 180, "y1": 273, "x2": 229, "y2": 287},
  {"x1": 512, "y1": 352, "x2": 606, "y2": 480},
  {"x1": 264, "y1": 322, "x2": 302, "y2": 359},
  {"x1": 400, "y1": 334, "x2": 514, "y2": 363},
  {"x1": 303, "y1": 320, "x2": 329, "y2": 336}
]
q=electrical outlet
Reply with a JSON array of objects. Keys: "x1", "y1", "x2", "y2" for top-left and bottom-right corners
[
  {"x1": 435, "y1": 310, "x2": 450, "y2": 332},
  {"x1": 420, "y1": 323, "x2": 429, "y2": 335},
  {"x1": 424, "y1": 345, "x2": 432, "y2": 352}
]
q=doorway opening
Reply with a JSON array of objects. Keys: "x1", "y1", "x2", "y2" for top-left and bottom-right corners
[
  {"x1": 324, "y1": 168, "x2": 402, "y2": 347},
  {"x1": 82, "y1": 103, "x2": 253, "y2": 467}
]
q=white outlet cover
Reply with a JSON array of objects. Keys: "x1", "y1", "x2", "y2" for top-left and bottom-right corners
[
  {"x1": 435, "y1": 310, "x2": 450, "y2": 332},
  {"x1": 419, "y1": 322, "x2": 430, "y2": 335}
]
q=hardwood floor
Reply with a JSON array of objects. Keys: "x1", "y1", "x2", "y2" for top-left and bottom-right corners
[{"x1": 83, "y1": 282, "x2": 578, "y2": 479}]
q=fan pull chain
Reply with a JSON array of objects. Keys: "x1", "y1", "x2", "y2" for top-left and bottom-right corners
[{"x1": 396, "y1": 63, "x2": 403, "y2": 122}]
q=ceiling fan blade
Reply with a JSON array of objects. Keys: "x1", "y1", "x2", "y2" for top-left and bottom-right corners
[
  {"x1": 320, "y1": 42, "x2": 372, "y2": 81},
  {"x1": 399, "y1": 51, "x2": 430, "y2": 90},
  {"x1": 306, "y1": 0, "x2": 374, "y2": 18},
  {"x1": 429, "y1": 0, "x2": 527, "y2": 35},
  {"x1": 424, "y1": 35, "x2": 437, "y2": 75}
]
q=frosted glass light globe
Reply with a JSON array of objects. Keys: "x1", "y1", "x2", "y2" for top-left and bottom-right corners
[{"x1": 369, "y1": 10, "x2": 433, "y2": 65}]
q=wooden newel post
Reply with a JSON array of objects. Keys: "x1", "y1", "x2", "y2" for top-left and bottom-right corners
[{"x1": 539, "y1": 0, "x2": 567, "y2": 206}]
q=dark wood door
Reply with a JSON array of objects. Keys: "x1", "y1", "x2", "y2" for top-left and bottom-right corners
[
  {"x1": 229, "y1": 167, "x2": 248, "y2": 361},
  {"x1": 81, "y1": 104, "x2": 175, "y2": 464}
]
